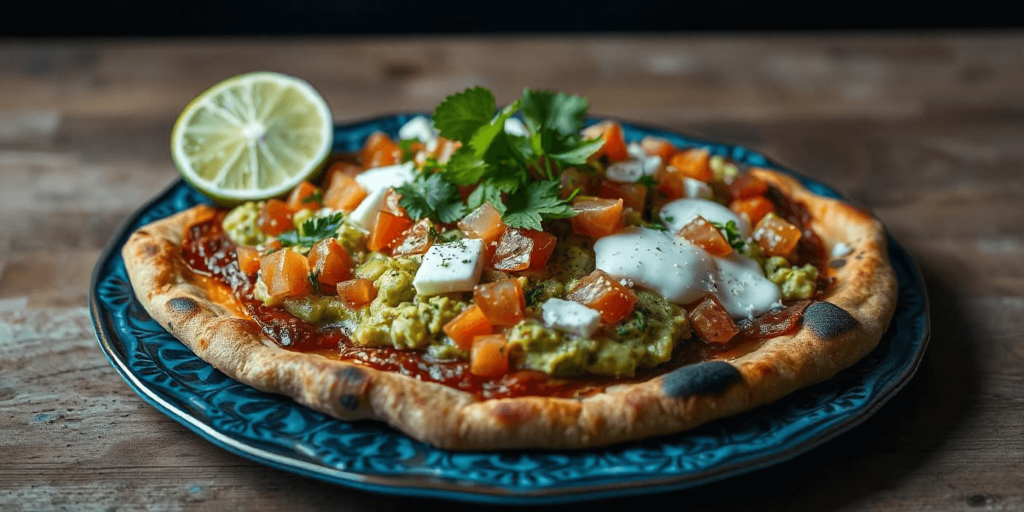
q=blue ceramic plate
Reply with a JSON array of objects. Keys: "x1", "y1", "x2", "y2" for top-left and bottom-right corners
[{"x1": 90, "y1": 115, "x2": 929, "y2": 505}]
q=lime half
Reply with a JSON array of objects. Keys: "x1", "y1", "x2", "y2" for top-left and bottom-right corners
[{"x1": 171, "y1": 72, "x2": 333, "y2": 204}]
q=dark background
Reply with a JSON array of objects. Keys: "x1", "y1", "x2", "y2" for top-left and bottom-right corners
[{"x1": 4, "y1": 0, "x2": 1020, "y2": 36}]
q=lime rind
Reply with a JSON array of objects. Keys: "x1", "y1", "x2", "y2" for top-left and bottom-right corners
[{"x1": 171, "y1": 72, "x2": 333, "y2": 204}]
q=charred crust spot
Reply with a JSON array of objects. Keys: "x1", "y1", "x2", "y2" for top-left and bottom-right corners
[
  {"x1": 338, "y1": 366, "x2": 366, "y2": 386},
  {"x1": 167, "y1": 297, "x2": 198, "y2": 316},
  {"x1": 829, "y1": 258, "x2": 847, "y2": 269},
  {"x1": 339, "y1": 394, "x2": 359, "y2": 411},
  {"x1": 804, "y1": 301, "x2": 857, "y2": 339},
  {"x1": 662, "y1": 361, "x2": 742, "y2": 399},
  {"x1": 142, "y1": 242, "x2": 160, "y2": 256},
  {"x1": 490, "y1": 402, "x2": 535, "y2": 426}
]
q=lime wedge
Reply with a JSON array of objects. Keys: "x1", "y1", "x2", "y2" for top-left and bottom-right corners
[{"x1": 171, "y1": 72, "x2": 333, "y2": 204}]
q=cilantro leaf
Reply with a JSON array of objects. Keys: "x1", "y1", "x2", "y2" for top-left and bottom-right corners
[
  {"x1": 441, "y1": 145, "x2": 489, "y2": 185},
  {"x1": 549, "y1": 136, "x2": 605, "y2": 166},
  {"x1": 432, "y1": 87, "x2": 496, "y2": 142},
  {"x1": 502, "y1": 181, "x2": 575, "y2": 231},
  {"x1": 468, "y1": 100, "x2": 521, "y2": 157},
  {"x1": 396, "y1": 173, "x2": 467, "y2": 223},
  {"x1": 521, "y1": 89, "x2": 589, "y2": 138},
  {"x1": 398, "y1": 138, "x2": 420, "y2": 161},
  {"x1": 637, "y1": 174, "x2": 658, "y2": 187},
  {"x1": 278, "y1": 213, "x2": 345, "y2": 247},
  {"x1": 466, "y1": 177, "x2": 516, "y2": 214}
]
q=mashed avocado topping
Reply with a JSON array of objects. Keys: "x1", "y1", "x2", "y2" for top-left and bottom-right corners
[
  {"x1": 223, "y1": 201, "x2": 266, "y2": 247},
  {"x1": 764, "y1": 256, "x2": 820, "y2": 300}
]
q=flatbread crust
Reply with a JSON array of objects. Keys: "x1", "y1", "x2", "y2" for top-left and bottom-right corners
[{"x1": 122, "y1": 168, "x2": 897, "y2": 450}]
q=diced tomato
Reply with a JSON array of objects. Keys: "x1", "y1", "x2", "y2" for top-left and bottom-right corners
[
  {"x1": 361, "y1": 132, "x2": 402, "y2": 169},
  {"x1": 492, "y1": 228, "x2": 557, "y2": 272},
  {"x1": 728, "y1": 173, "x2": 769, "y2": 201},
  {"x1": 323, "y1": 174, "x2": 368, "y2": 212},
  {"x1": 325, "y1": 161, "x2": 362, "y2": 186},
  {"x1": 470, "y1": 334, "x2": 509, "y2": 377},
  {"x1": 753, "y1": 213, "x2": 802, "y2": 258},
  {"x1": 730, "y1": 196, "x2": 775, "y2": 226},
  {"x1": 458, "y1": 203, "x2": 507, "y2": 261},
  {"x1": 560, "y1": 167, "x2": 592, "y2": 199},
  {"x1": 258, "y1": 199, "x2": 294, "y2": 236},
  {"x1": 286, "y1": 181, "x2": 321, "y2": 212},
  {"x1": 336, "y1": 279, "x2": 377, "y2": 309},
  {"x1": 689, "y1": 296, "x2": 738, "y2": 343},
  {"x1": 566, "y1": 269, "x2": 637, "y2": 324},
  {"x1": 443, "y1": 304, "x2": 494, "y2": 351},
  {"x1": 582, "y1": 121, "x2": 629, "y2": 162},
  {"x1": 367, "y1": 210, "x2": 414, "y2": 252},
  {"x1": 261, "y1": 239, "x2": 283, "y2": 255},
  {"x1": 679, "y1": 215, "x2": 733, "y2": 257},
  {"x1": 307, "y1": 239, "x2": 353, "y2": 288},
  {"x1": 655, "y1": 166, "x2": 687, "y2": 200},
  {"x1": 599, "y1": 180, "x2": 647, "y2": 213},
  {"x1": 474, "y1": 279, "x2": 526, "y2": 327},
  {"x1": 640, "y1": 136, "x2": 677, "y2": 162},
  {"x1": 669, "y1": 148, "x2": 714, "y2": 183},
  {"x1": 381, "y1": 188, "x2": 407, "y2": 217},
  {"x1": 391, "y1": 219, "x2": 434, "y2": 257},
  {"x1": 570, "y1": 196, "x2": 624, "y2": 238},
  {"x1": 457, "y1": 184, "x2": 477, "y2": 202},
  {"x1": 259, "y1": 249, "x2": 313, "y2": 302},
  {"x1": 433, "y1": 137, "x2": 461, "y2": 164},
  {"x1": 236, "y1": 246, "x2": 261, "y2": 275}
]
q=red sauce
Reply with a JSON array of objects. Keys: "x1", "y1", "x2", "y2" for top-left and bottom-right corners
[{"x1": 180, "y1": 188, "x2": 816, "y2": 400}]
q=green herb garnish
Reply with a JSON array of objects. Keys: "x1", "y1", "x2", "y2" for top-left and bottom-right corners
[
  {"x1": 395, "y1": 173, "x2": 468, "y2": 223},
  {"x1": 278, "y1": 212, "x2": 344, "y2": 247},
  {"x1": 711, "y1": 220, "x2": 747, "y2": 252}
]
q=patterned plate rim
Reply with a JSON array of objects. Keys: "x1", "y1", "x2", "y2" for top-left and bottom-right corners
[{"x1": 89, "y1": 115, "x2": 931, "y2": 505}]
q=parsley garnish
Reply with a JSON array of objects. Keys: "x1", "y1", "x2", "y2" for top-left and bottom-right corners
[
  {"x1": 398, "y1": 138, "x2": 420, "y2": 161},
  {"x1": 502, "y1": 181, "x2": 575, "y2": 231},
  {"x1": 432, "y1": 87, "x2": 496, "y2": 142},
  {"x1": 308, "y1": 270, "x2": 321, "y2": 295},
  {"x1": 395, "y1": 173, "x2": 467, "y2": 223},
  {"x1": 711, "y1": 220, "x2": 747, "y2": 252},
  {"x1": 637, "y1": 175, "x2": 658, "y2": 187},
  {"x1": 278, "y1": 212, "x2": 344, "y2": 247}
]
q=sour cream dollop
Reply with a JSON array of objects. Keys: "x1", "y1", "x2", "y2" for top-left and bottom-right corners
[{"x1": 659, "y1": 198, "x2": 750, "y2": 236}]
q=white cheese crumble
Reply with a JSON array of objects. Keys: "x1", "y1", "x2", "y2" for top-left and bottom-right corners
[
  {"x1": 348, "y1": 187, "x2": 387, "y2": 231},
  {"x1": 398, "y1": 116, "x2": 438, "y2": 146},
  {"x1": 683, "y1": 177, "x2": 713, "y2": 200},
  {"x1": 541, "y1": 299, "x2": 602, "y2": 338},
  {"x1": 504, "y1": 117, "x2": 529, "y2": 137},
  {"x1": 412, "y1": 239, "x2": 486, "y2": 296},
  {"x1": 832, "y1": 242, "x2": 853, "y2": 258},
  {"x1": 348, "y1": 162, "x2": 416, "y2": 230}
]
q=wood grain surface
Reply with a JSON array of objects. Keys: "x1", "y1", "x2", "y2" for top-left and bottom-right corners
[{"x1": 1, "y1": 34, "x2": 1022, "y2": 511}]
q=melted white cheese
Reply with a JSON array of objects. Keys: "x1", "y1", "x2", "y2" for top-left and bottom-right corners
[
  {"x1": 659, "y1": 198, "x2": 750, "y2": 235},
  {"x1": 594, "y1": 226, "x2": 780, "y2": 320}
]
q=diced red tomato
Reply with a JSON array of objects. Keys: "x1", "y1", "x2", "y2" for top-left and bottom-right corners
[
  {"x1": 669, "y1": 148, "x2": 714, "y2": 183},
  {"x1": 458, "y1": 203, "x2": 507, "y2": 261},
  {"x1": 566, "y1": 269, "x2": 637, "y2": 324},
  {"x1": 433, "y1": 137, "x2": 461, "y2": 164},
  {"x1": 753, "y1": 213, "x2": 802, "y2": 258},
  {"x1": 258, "y1": 199, "x2": 294, "y2": 236},
  {"x1": 325, "y1": 161, "x2": 362, "y2": 186},
  {"x1": 336, "y1": 279, "x2": 377, "y2": 309},
  {"x1": 367, "y1": 210, "x2": 414, "y2": 252},
  {"x1": 261, "y1": 239, "x2": 283, "y2": 255},
  {"x1": 391, "y1": 219, "x2": 434, "y2": 257},
  {"x1": 728, "y1": 173, "x2": 769, "y2": 201},
  {"x1": 307, "y1": 239, "x2": 353, "y2": 288},
  {"x1": 286, "y1": 181, "x2": 321, "y2": 212},
  {"x1": 259, "y1": 249, "x2": 313, "y2": 302},
  {"x1": 730, "y1": 196, "x2": 775, "y2": 226},
  {"x1": 380, "y1": 188, "x2": 407, "y2": 217},
  {"x1": 655, "y1": 166, "x2": 687, "y2": 200},
  {"x1": 470, "y1": 334, "x2": 509, "y2": 377},
  {"x1": 570, "y1": 196, "x2": 624, "y2": 238},
  {"x1": 443, "y1": 304, "x2": 494, "y2": 351},
  {"x1": 491, "y1": 228, "x2": 557, "y2": 272},
  {"x1": 560, "y1": 167, "x2": 592, "y2": 199},
  {"x1": 599, "y1": 180, "x2": 647, "y2": 213},
  {"x1": 473, "y1": 279, "x2": 526, "y2": 327},
  {"x1": 689, "y1": 296, "x2": 739, "y2": 343},
  {"x1": 236, "y1": 246, "x2": 261, "y2": 275},
  {"x1": 679, "y1": 215, "x2": 733, "y2": 257},
  {"x1": 640, "y1": 136, "x2": 678, "y2": 162},
  {"x1": 583, "y1": 121, "x2": 629, "y2": 162},
  {"x1": 323, "y1": 174, "x2": 368, "y2": 212},
  {"x1": 361, "y1": 132, "x2": 402, "y2": 169}
]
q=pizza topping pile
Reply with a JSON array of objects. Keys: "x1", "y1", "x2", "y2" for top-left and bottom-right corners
[{"x1": 205, "y1": 87, "x2": 828, "y2": 384}]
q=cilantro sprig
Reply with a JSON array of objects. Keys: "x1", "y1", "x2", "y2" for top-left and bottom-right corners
[
  {"x1": 394, "y1": 86, "x2": 605, "y2": 229},
  {"x1": 278, "y1": 212, "x2": 345, "y2": 247}
]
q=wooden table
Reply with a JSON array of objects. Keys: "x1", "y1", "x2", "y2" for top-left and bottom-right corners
[{"x1": 2, "y1": 34, "x2": 1022, "y2": 510}]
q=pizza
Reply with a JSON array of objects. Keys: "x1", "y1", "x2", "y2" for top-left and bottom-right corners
[{"x1": 123, "y1": 86, "x2": 897, "y2": 450}]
